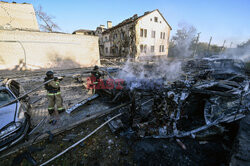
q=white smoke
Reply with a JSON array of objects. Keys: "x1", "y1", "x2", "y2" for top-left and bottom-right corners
[
  {"x1": 222, "y1": 43, "x2": 250, "y2": 61},
  {"x1": 116, "y1": 57, "x2": 183, "y2": 89},
  {"x1": 169, "y1": 23, "x2": 197, "y2": 58}
]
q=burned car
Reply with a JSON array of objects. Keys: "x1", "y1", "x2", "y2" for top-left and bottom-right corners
[
  {"x1": 0, "y1": 79, "x2": 30, "y2": 152},
  {"x1": 106, "y1": 57, "x2": 250, "y2": 139}
]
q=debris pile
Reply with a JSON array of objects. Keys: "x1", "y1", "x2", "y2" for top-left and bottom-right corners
[{"x1": 108, "y1": 57, "x2": 250, "y2": 140}]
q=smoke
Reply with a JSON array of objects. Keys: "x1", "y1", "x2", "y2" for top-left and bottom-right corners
[
  {"x1": 116, "y1": 57, "x2": 183, "y2": 90},
  {"x1": 222, "y1": 40, "x2": 250, "y2": 61},
  {"x1": 169, "y1": 23, "x2": 197, "y2": 58}
]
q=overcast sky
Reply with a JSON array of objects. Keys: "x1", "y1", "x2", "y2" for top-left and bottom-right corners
[{"x1": 6, "y1": 0, "x2": 250, "y2": 47}]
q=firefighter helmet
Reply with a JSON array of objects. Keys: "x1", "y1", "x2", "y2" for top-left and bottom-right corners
[{"x1": 46, "y1": 71, "x2": 54, "y2": 78}]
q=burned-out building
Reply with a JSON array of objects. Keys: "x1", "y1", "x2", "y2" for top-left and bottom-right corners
[{"x1": 97, "y1": 9, "x2": 172, "y2": 59}]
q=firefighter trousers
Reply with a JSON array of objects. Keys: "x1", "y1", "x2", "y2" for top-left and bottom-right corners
[{"x1": 47, "y1": 92, "x2": 64, "y2": 115}]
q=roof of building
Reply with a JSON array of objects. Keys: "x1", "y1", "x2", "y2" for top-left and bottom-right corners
[{"x1": 102, "y1": 9, "x2": 172, "y2": 34}]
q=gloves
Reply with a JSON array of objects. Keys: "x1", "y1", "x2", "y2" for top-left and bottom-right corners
[
  {"x1": 58, "y1": 76, "x2": 64, "y2": 81},
  {"x1": 54, "y1": 77, "x2": 63, "y2": 81}
]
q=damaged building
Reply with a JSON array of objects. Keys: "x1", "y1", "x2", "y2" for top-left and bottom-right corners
[{"x1": 96, "y1": 9, "x2": 172, "y2": 59}]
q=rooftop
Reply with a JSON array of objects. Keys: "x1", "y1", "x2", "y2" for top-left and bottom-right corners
[{"x1": 103, "y1": 9, "x2": 172, "y2": 34}]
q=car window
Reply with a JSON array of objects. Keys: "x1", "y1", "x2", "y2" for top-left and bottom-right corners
[
  {"x1": 0, "y1": 90, "x2": 15, "y2": 106},
  {"x1": 9, "y1": 80, "x2": 20, "y2": 97}
]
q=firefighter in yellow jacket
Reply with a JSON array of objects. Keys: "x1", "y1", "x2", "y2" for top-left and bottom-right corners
[{"x1": 44, "y1": 71, "x2": 65, "y2": 116}]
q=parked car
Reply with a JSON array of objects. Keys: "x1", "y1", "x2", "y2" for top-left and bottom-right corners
[{"x1": 0, "y1": 79, "x2": 30, "y2": 152}]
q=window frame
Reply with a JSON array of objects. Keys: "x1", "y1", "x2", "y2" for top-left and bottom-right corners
[
  {"x1": 144, "y1": 45, "x2": 147, "y2": 53},
  {"x1": 151, "y1": 30, "x2": 156, "y2": 38},
  {"x1": 140, "y1": 44, "x2": 144, "y2": 53},
  {"x1": 154, "y1": 17, "x2": 158, "y2": 22},
  {"x1": 140, "y1": 29, "x2": 143, "y2": 37},
  {"x1": 144, "y1": 29, "x2": 147, "y2": 38},
  {"x1": 151, "y1": 45, "x2": 155, "y2": 53}
]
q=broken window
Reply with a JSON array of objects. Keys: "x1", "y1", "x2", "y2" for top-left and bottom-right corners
[
  {"x1": 8, "y1": 80, "x2": 20, "y2": 97},
  {"x1": 105, "y1": 47, "x2": 109, "y2": 54},
  {"x1": 0, "y1": 90, "x2": 15, "y2": 105},
  {"x1": 154, "y1": 17, "x2": 158, "y2": 22},
  {"x1": 144, "y1": 29, "x2": 147, "y2": 38},
  {"x1": 115, "y1": 47, "x2": 118, "y2": 54},
  {"x1": 151, "y1": 31, "x2": 156, "y2": 38},
  {"x1": 140, "y1": 29, "x2": 143, "y2": 37},
  {"x1": 105, "y1": 36, "x2": 108, "y2": 42},
  {"x1": 120, "y1": 32, "x2": 124, "y2": 39},
  {"x1": 144, "y1": 45, "x2": 147, "y2": 53},
  {"x1": 140, "y1": 45, "x2": 143, "y2": 53},
  {"x1": 151, "y1": 45, "x2": 155, "y2": 52},
  {"x1": 159, "y1": 45, "x2": 165, "y2": 52}
]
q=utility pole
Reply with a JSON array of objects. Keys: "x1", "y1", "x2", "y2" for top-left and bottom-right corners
[
  {"x1": 207, "y1": 36, "x2": 212, "y2": 56},
  {"x1": 193, "y1": 32, "x2": 201, "y2": 57}
]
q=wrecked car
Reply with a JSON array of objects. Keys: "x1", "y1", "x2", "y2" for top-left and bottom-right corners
[
  {"x1": 107, "y1": 57, "x2": 250, "y2": 139},
  {"x1": 0, "y1": 79, "x2": 30, "y2": 152}
]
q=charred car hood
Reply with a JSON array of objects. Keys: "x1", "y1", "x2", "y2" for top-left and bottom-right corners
[{"x1": 0, "y1": 103, "x2": 17, "y2": 130}]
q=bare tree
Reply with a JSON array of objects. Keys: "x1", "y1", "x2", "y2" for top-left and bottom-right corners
[
  {"x1": 168, "y1": 23, "x2": 197, "y2": 58},
  {"x1": 35, "y1": 6, "x2": 60, "y2": 32}
]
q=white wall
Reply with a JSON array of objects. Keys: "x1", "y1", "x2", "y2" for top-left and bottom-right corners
[
  {"x1": 135, "y1": 10, "x2": 171, "y2": 57},
  {"x1": 0, "y1": 2, "x2": 39, "y2": 31},
  {"x1": 0, "y1": 30, "x2": 100, "y2": 70}
]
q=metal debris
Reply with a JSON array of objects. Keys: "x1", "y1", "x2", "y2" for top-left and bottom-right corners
[
  {"x1": 66, "y1": 94, "x2": 99, "y2": 114},
  {"x1": 107, "y1": 57, "x2": 249, "y2": 140}
]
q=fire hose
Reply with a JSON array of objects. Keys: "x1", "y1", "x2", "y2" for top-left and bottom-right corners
[{"x1": 39, "y1": 112, "x2": 123, "y2": 166}]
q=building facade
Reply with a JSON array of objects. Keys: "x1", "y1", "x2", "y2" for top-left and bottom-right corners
[
  {"x1": 97, "y1": 9, "x2": 172, "y2": 59},
  {"x1": 0, "y1": 1, "x2": 100, "y2": 70}
]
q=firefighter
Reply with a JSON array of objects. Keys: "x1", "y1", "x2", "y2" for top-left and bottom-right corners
[
  {"x1": 90, "y1": 65, "x2": 103, "y2": 94},
  {"x1": 44, "y1": 71, "x2": 65, "y2": 117}
]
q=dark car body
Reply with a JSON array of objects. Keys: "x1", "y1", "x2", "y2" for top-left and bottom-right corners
[{"x1": 0, "y1": 79, "x2": 30, "y2": 152}]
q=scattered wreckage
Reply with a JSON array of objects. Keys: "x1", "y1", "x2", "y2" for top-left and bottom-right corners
[
  {"x1": 104, "y1": 58, "x2": 250, "y2": 140},
  {"x1": 0, "y1": 57, "x2": 249, "y2": 164},
  {"x1": 0, "y1": 79, "x2": 30, "y2": 152}
]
